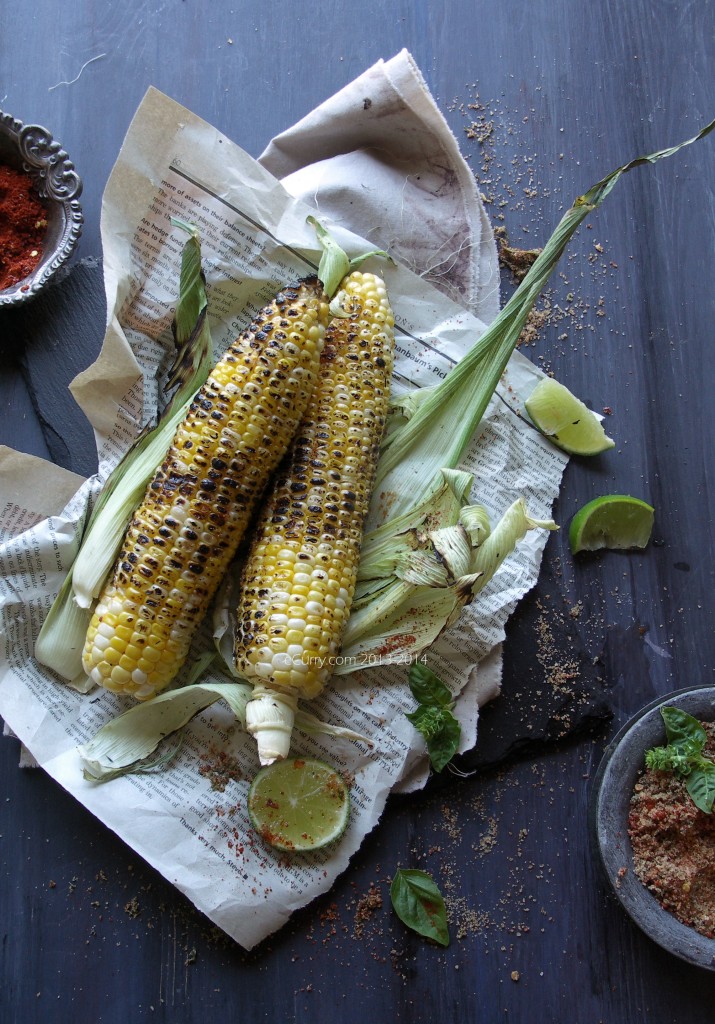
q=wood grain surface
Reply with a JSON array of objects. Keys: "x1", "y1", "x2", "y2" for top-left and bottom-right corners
[{"x1": 1, "y1": 2, "x2": 714, "y2": 1021}]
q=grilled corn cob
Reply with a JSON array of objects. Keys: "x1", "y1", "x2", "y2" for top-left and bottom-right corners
[
  {"x1": 233, "y1": 270, "x2": 395, "y2": 763},
  {"x1": 82, "y1": 277, "x2": 329, "y2": 699}
]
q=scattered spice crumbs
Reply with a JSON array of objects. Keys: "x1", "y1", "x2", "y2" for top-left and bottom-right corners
[
  {"x1": 534, "y1": 600, "x2": 581, "y2": 702},
  {"x1": 124, "y1": 896, "x2": 141, "y2": 919},
  {"x1": 353, "y1": 883, "x2": 383, "y2": 939},
  {"x1": 451, "y1": 88, "x2": 623, "y2": 367},
  {"x1": 198, "y1": 746, "x2": 243, "y2": 791},
  {"x1": 495, "y1": 229, "x2": 542, "y2": 282}
]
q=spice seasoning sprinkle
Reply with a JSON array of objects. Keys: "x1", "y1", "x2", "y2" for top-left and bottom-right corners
[
  {"x1": 0, "y1": 163, "x2": 47, "y2": 291},
  {"x1": 628, "y1": 721, "x2": 715, "y2": 939}
]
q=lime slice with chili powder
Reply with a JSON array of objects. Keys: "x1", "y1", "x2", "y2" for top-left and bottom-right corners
[
  {"x1": 247, "y1": 757, "x2": 350, "y2": 852},
  {"x1": 525, "y1": 376, "x2": 615, "y2": 456},
  {"x1": 569, "y1": 494, "x2": 655, "y2": 555}
]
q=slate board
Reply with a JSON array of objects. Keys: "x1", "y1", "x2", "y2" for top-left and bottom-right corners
[
  {"x1": 461, "y1": 556, "x2": 612, "y2": 772},
  {"x1": 1, "y1": 259, "x2": 106, "y2": 480}
]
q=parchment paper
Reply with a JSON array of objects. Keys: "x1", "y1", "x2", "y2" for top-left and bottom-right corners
[{"x1": 0, "y1": 53, "x2": 567, "y2": 949}]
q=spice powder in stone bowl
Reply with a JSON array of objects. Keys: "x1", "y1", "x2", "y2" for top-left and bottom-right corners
[
  {"x1": 0, "y1": 110, "x2": 83, "y2": 307},
  {"x1": 592, "y1": 685, "x2": 715, "y2": 971}
]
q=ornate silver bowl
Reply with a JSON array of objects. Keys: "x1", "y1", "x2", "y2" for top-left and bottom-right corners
[{"x1": 0, "y1": 110, "x2": 83, "y2": 307}]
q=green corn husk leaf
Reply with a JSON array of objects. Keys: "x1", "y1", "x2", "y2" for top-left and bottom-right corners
[
  {"x1": 469, "y1": 498, "x2": 557, "y2": 585},
  {"x1": 79, "y1": 679, "x2": 369, "y2": 782},
  {"x1": 72, "y1": 219, "x2": 213, "y2": 608},
  {"x1": 372, "y1": 119, "x2": 715, "y2": 523},
  {"x1": 336, "y1": 497, "x2": 556, "y2": 671},
  {"x1": 355, "y1": 467, "x2": 476, "y2": 593},
  {"x1": 308, "y1": 215, "x2": 390, "y2": 299},
  {"x1": 339, "y1": 126, "x2": 714, "y2": 669},
  {"x1": 79, "y1": 682, "x2": 253, "y2": 782},
  {"x1": 34, "y1": 221, "x2": 214, "y2": 683},
  {"x1": 34, "y1": 565, "x2": 96, "y2": 690},
  {"x1": 459, "y1": 504, "x2": 492, "y2": 547},
  {"x1": 80, "y1": 124, "x2": 715, "y2": 774}
]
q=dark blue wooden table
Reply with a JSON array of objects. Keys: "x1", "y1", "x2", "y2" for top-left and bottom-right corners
[{"x1": 2, "y1": 3, "x2": 714, "y2": 1021}]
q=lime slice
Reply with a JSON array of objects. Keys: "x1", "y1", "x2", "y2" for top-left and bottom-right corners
[
  {"x1": 247, "y1": 757, "x2": 350, "y2": 852},
  {"x1": 569, "y1": 495, "x2": 654, "y2": 554},
  {"x1": 525, "y1": 377, "x2": 615, "y2": 456}
]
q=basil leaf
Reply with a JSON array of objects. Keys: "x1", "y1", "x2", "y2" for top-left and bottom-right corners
[
  {"x1": 661, "y1": 706, "x2": 707, "y2": 756},
  {"x1": 406, "y1": 704, "x2": 445, "y2": 740},
  {"x1": 405, "y1": 666, "x2": 461, "y2": 771},
  {"x1": 686, "y1": 761, "x2": 715, "y2": 814},
  {"x1": 645, "y1": 745, "x2": 678, "y2": 772},
  {"x1": 406, "y1": 705, "x2": 461, "y2": 772},
  {"x1": 647, "y1": 708, "x2": 715, "y2": 814},
  {"x1": 408, "y1": 663, "x2": 453, "y2": 707},
  {"x1": 390, "y1": 869, "x2": 450, "y2": 947},
  {"x1": 425, "y1": 716, "x2": 461, "y2": 773}
]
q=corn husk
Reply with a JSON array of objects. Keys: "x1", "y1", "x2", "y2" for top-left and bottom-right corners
[
  {"x1": 338, "y1": 495, "x2": 556, "y2": 669},
  {"x1": 78, "y1": 122, "x2": 715, "y2": 775},
  {"x1": 34, "y1": 221, "x2": 214, "y2": 684},
  {"x1": 78, "y1": 678, "x2": 370, "y2": 782},
  {"x1": 372, "y1": 119, "x2": 715, "y2": 521}
]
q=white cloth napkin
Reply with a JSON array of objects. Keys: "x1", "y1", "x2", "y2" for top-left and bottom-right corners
[{"x1": 259, "y1": 49, "x2": 500, "y2": 325}]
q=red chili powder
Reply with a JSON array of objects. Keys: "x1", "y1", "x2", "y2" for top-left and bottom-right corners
[{"x1": 0, "y1": 163, "x2": 48, "y2": 291}]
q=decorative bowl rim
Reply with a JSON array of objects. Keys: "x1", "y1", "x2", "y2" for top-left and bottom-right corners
[
  {"x1": 592, "y1": 684, "x2": 715, "y2": 971},
  {"x1": 0, "y1": 108, "x2": 84, "y2": 307}
]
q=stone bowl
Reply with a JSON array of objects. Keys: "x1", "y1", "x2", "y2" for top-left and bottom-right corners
[
  {"x1": 0, "y1": 109, "x2": 83, "y2": 307},
  {"x1": 592, "y1": 684, "x2": 715, "y2": 970}
]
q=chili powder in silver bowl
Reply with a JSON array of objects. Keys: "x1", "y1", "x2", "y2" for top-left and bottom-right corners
[
  {"x1": 0, "y1": 109, "x2": 83, "y2": 307},
  {"x1": 592, "y1": 685, "x2": 715, "y2": 971}
]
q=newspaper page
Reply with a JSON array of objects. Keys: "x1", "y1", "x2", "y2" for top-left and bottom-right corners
[{"x1": 0, "y1": 87, "x2": 567, "y2": 949}]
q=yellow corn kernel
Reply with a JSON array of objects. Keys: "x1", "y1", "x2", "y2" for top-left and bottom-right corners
[
  {"x1": 82, "y1": 278, "x2": 329, "y2": 700},
  {"x1": 234, "y1": 270, "x2": 395, "y2": 701}
]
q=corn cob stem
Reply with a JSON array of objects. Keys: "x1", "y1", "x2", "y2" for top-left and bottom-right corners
[
  {"x1": 82, "y1": 278, "x2": 329, "y2": 700},
  {"x1": 234, "y1": 270, "x2": 395, "y2": 763},
  {"x1": 244, "y1": 684, "x2": 299, "y2": 766}
]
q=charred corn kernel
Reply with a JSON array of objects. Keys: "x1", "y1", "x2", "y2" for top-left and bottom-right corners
[
  {"x1": 234, "y1": 270, "x2": 395, "y2": 709},
  {"x1": 82, "y1": 277, "x2": 329, "y2": 700}
]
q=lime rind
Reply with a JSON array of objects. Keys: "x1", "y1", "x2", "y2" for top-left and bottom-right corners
[
  {"x1": 525, "y1": 376, "x2": 615, "y2": 456},
  {"x1": 247, "y1": 757, "x2": 350, "y2": 853},
  {"x1": 569, "y1": 494, "x2": 654, "y2": 554}
]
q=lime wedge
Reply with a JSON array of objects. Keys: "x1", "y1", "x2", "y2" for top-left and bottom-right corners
[
  {"x1": 569, "y1": 495, "x2": 654, "y2": 554},
  {"x1": 525, "y1": 377, "x2": 615, "y2": 456},
  {"x1": 247, "y1": 757, "x2": 350, "y2": 852}
]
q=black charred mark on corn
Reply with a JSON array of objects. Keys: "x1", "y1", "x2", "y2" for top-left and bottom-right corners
[
  {"x1": 82, "y1": 278, "x2": 329, "y2": 699},
  {"x1": 233, "y1": 271, "x2": 395, "y2": 699}
]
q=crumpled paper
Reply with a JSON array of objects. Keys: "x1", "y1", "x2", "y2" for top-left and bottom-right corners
[
  {"x1": 1, "y1": 53, "x2": 567, "y2": 948},
  {"x1": 260, "y1": 51, "x2": 507, "y2": 792},
  {"x1": 259, "y1": 50, "x2": 500, "y2": 322}
]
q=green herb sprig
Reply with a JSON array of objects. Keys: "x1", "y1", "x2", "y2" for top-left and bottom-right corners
[
  {"x1": 406, "y1": 664, "x2": 461, "y2": 772},
  {"x1": 645, "y1": 707, "x2": 715, "y2": 814},
  {"x1": 390, "y1": 868, "x2": 450, "y2": 947}
]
